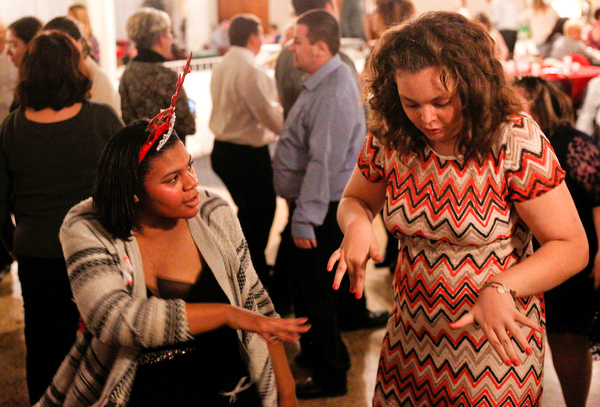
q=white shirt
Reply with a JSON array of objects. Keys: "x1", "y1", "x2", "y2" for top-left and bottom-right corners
[
  {"x1": 0, "y1": 48, "x2": 17, "y2": 122},
  {"x1": 490, "y1": 0, "x2": 520, "y2": 31},
  {"x1": 85, "y1": 56, "x2": 121, "y2": 116},
  {"x1": 576, "y1": 75, "x2": 600, "y2": 136},
  {"x1": 209, "y1": 46, "x2": 283, "y2": 147},
  {"x1": 519, "y1": 6, "x2": 560, "y2": 45}
]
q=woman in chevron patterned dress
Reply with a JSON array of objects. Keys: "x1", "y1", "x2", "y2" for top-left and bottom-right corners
[{"x1": 328, "y1": 12, "x2": 589, "y2": 407}]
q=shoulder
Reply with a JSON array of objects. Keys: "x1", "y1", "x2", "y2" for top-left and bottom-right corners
[
  {"x1": 195, "y1": 189, "x2": 236, "y2": 224},
  {"x1": 61, "y1": 198, "x2": 100, "y2": 236}
]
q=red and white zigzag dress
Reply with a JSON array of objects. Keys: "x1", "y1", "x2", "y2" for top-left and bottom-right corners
[{"x1": 359, "y1": 115, "x2": 565, "y2": 407}]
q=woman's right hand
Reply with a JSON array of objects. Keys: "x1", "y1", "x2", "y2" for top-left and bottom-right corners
[
  {"x1": 327, "y1": 221, "x2": 381, "y2": 300},
  {"x1": 226, "y1": 307, "x2": 310, "y2": 344}
]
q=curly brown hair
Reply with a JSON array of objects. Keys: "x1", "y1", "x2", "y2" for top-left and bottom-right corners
[{"x1": 364, "y1": 11, "x2": 521, "y2": 161}]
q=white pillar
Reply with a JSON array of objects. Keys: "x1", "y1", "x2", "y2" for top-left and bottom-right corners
[
  {"x1": 186, "y1": 0, "x2": 218, "y2": 54},
  {"x1": 88, "y1": 0, "x2": 118, "y2": 84}
]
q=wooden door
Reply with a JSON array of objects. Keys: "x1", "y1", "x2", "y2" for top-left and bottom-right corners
[{"x1": 219, "y1": 0, "x2": 269, "y2": 28}]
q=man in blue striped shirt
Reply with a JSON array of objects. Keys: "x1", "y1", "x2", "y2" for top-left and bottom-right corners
[{"x1": 272, "y1": 9, "x2": 366, "y2": 399}]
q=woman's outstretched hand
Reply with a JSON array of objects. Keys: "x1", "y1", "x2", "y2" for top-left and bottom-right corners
[
  {"x1": 449, "y1": 287, "x2": 542, "y2": 366},
  {"x1": 227, "y1": 307, "x2": 311, "y2": 344},
  {"x1": 327, "y1": 224, "x2": 382, "y2": 299}
]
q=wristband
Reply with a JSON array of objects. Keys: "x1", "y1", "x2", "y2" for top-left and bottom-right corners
[{"x1": 481, "y1": 281, "x2": 516, "y2": 298}]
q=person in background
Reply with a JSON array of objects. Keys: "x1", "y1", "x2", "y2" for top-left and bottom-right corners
[
  {"x1": 209, "y1": 18, "x2": 230, "y2": 55},
  {"x1": 340, "y1": 0, "x2": 366, "y2": 39},
  {"x1": 68, "y1": 3, "x2": 100, "y2": 63},
  {"x1": 5, "y1": 16, "x2": 42, "y2": 110},
  {"x1": 540, "y1": 16, "x2": 569, "y2": 57},
  {"x1": 35, "y1": 114, "x2": 308, "y2": 406},
  {"x1": 488, "y1": 0, "x2": 520, "y2": 58},
  {"x1": 550, "y1": 18, "x2": 600, "y2": 63},
  {"x1": 576, "y1": 74, "x2": 600, "y2": 140},
  {"x1": 0, "y1": 30, "x2": 123, "y2": 404},
  {"x1": 329, "y1": 11, "x2": 587, "y2": 406},
  {"x1": 273, "y1": 0, "x2": 388, "y2": 331},
  {"x1": 367, "y1": 0, "x2": 415, "y2": 41},
  {"x1": 44, "y1": 16, "x2": 121, "y2": 116},
  {"x1": 273, "y1": 10, "x2": 367, "y2": 398},
  {"x1": 0, "y1": 18, "x2": 17, "y2": 282},
  {"x1": 512, "y1": 75, "x2": 600, "y2": 407},
  {"x1": 5, "y1": 16, "x2": 42, "y2": 70},
  {"x1": 119, "y1": 7, "x2": 195, "y2": 143},
  {"x1": 587, "y1": 8, "x2": 600, "y2": 50},
  {"x1": 209, "y1": 14, "x2": 283, "y2": 287},
  {"x1": 519, "y1": 0, "x2": 559, "y2": 51},
  {"x1": 454, "y1": 0, "x2": 471, "y2": 18},
  {"x1": 474, "y1": 12, "x2": 510, "y2": 61}
]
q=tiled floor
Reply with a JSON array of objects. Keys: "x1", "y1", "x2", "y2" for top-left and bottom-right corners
[{"x1": 0, "y1": 157, "x2": 599, "y2": 406}]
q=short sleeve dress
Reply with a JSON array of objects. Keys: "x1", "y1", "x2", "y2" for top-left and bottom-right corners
[{"x1": 359, "y1": 115, "x2": 565, "y2": 407}]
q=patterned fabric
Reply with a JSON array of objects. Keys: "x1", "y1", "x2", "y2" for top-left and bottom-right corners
[
  {"x1": 360, "y1": 115, "x2": 565, "y2": 407},
  {"x1": 119, "y1": 58, "x2": 196, "y2": 139},
  {"x1": 34, "y1": 190, "x2": 279, "y2": 407}
]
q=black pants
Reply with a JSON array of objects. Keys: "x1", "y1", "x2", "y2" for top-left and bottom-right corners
[
  {"x1": 500, "y1": 29, "x2": 518, "y2": 56},
  {"x1": 211, "y1": 140, "x2": 276, "y2": 285},
  {"x1": 276, "y1": 202, "x2": 353, "y2": 388},
  {"x1": 17, "y1": 256, "x2": 79, "y2": 404}
]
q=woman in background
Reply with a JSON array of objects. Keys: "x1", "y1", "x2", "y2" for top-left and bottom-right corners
[
  {"x1": 119, "y1": 7, "x2": 195, "y2": 143},
  {"x1": 68, "y1": 3, "x2": 100, "y2": 63},
  {"x1": 0, "y1": 30, "x2": 122, "y2": 403},
  {"x1": 512, "y1": 76, "x2": 600, "y2": 407}
]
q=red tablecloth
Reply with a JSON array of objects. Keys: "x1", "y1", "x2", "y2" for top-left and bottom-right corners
[{"x1": 539, "y1": 65, "x2": 600, "y2": 105}]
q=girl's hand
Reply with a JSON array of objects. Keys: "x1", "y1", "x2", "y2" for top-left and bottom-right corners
[
  {"x1": 327, "y1": 223, "x2": 381, "y2": 299},
  {"x1": 227, "y1": 307, "x2": 310, "y2": 344},
  {"x1": 449, "y1": 287, "x2": 542, "y2": 366}
]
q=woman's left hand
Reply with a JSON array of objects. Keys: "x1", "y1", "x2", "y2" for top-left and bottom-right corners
[{"x1": 449, "y1": 288, "x2": 542, "y2": 366}]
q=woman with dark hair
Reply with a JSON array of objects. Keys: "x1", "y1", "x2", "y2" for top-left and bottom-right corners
[
  {"x1": 0, "y1": 30, "x2": 123, "y2": 403},
  {"x1": 328, "y1": 11, "x2": 587, "y2": 406},
  {"x1": 6, "y1": 16, "x2": 41, "y2": 68},
  {"x1": 512, "y1": 75, "x2": 600, "y2": 407},
  {"x1": 35, "y1": 66, "x2": 308, "y2": 406}
]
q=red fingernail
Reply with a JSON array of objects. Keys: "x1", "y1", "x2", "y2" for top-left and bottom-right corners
[
  {"x1": 538, "y1": 326, "x2": 544, "y2": 332},
  {"x1": 512, "y1": 358, "x2": 520, "y2": 366},
  {"x1": 333, "y1": 284, "x2": 339, "y2": 290},
  {"x1": 350, "y1": 288, "x2": 355, "y2": 293},
  {"x1": 505, "y1": 359, "x2": 512, "y2": 366},
  {"x1": 525, "y1": 347, "x2": 533, "y2": 355}
]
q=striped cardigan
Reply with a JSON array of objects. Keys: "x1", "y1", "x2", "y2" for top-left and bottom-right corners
[{"x1": 35, "y1": 190, "x2": 279, "y2": 407}]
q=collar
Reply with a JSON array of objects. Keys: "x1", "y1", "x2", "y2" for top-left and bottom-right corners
[
  {"x1": 226, "y1": 45, "x2": 256, "y2": 62},
  {"x1": 133, "y1": 48, "x2": 167, "y2": 63},
  {"x1": 303, "y1": 54, "x2": 342, "y2": 91}
]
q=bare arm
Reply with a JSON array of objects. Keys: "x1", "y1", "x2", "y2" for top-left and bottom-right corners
[
  {"x1": 268, "y1": 341, "x2": 298, "y2": 407},
  {"x1": 592, "y1": 206, "x2": 600, "y2": 290},
  {"x1": 328, "y1": 165, "x2": 387, "y2": 298},
  {"x1": 185, "y1": 303, "x2": 310, "y2": 344},
  {"x1": 450, "y1": 182, "x2": 588, "y2": 365}
]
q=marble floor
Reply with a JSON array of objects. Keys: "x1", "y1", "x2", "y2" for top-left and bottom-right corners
[{"x1": 0, "y1": 156, "x2": 599, "y2": 406}]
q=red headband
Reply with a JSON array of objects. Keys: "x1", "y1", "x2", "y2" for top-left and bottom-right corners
[{"x1": 138, "y1": 52, "x2": 193, "y2": 163}]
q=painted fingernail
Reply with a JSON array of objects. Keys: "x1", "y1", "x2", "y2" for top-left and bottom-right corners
[
  {"x1": 505, "y1": 359, "x2": 512, "y2": 366},
  {"x1": 512, "y1": 358, "x2": 520, "y2": 366},
  {"x1": 333, "y1": 283, "x2": 339, "y2": 290},
  {"x1": 350, "y1": 288, "x2": 355, "y2": 293},
  {"x1": 525, "y1": 347, "x2": 533, "y2": 355},
  {"x1": 538, "y1": 326, "x2": 544, "y2": 332}
]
